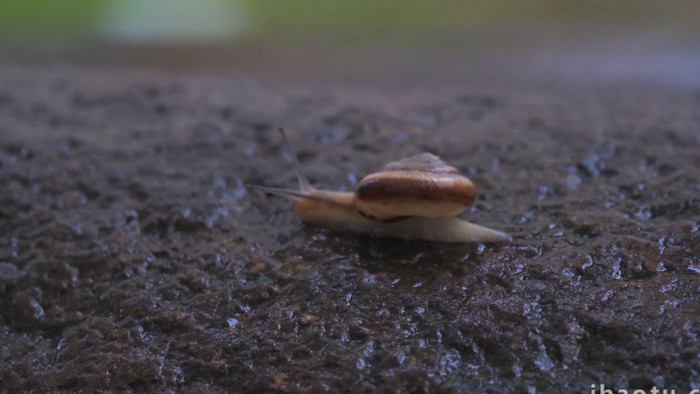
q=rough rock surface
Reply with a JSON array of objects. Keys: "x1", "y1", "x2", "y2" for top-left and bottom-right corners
[{"x1": 1, "y1": 41, "x2": 699, "y2": 392}]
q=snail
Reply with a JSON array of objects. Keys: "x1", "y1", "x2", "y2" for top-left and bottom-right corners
[{"x1": 248, "y1": 128, "x2": 511, "y2": 243}]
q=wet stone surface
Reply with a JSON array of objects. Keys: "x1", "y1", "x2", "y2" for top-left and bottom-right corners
[{"x1": 0, "y1": 60, "x2": 699, "y2": 392}]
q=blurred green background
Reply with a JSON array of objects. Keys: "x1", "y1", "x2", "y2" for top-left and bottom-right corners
[{"x1": 1, "y1": 0, "x2": 698, "y2": 44}]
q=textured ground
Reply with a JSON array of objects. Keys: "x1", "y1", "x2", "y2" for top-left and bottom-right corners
[{"x1": 1, "y1": 38, "x2": 700, "y2": 392}]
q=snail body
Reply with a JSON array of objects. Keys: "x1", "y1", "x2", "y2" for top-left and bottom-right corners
[{"x1": 248, "y1": 129, "x2": 511, "y2": 243}]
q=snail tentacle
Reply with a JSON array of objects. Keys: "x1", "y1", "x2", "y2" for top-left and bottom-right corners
[
  {"x1": 278, "y1": 127, "x2": 312, "y2": 193},
  {"x1": 246, "y1": 184, "x2": 351, "y2": 208},
  {"x1": 247, "y1": 128, "x2": 349, "y2": 207},
  {"x1": 246, "y1": 185, "x2": 313, "y2": 201}
]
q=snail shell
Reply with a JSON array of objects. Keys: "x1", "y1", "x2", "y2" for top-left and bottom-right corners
[
  {"x1": 248, "y1": 129, "x2": 511, "y2": 243},
  {"x1": 354, "y1": 153, "x2": 476, "y2": 221}
]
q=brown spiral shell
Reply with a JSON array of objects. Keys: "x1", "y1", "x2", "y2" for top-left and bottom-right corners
[{"x1": 354, "y1": 153, "x2": 476, "y2": 221}]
